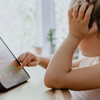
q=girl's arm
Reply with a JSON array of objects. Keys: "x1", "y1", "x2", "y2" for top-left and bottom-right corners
[
  {"x1": 44, "y1": 2, "x2": 100, "y2": 90},
  {"x1": 38, "y1": 56, "x2": 85, "y2": 69},
  {"x1": 18, "y1": 52, "x2": 84, "y2": 69},
  {"x1": 38, "y1": 57, "x2": 50, "y2": 69}
]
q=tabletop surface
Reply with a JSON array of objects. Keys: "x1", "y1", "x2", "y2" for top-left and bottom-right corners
[{"x1": 0, "y1": 66, "x2": 73, "y2": 100}]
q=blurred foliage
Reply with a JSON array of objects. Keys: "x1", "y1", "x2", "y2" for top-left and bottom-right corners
[
  {"x1": 19, "y1": 0, "x2": 37, "y2": 47},
  {"x1": 54, "y1": 0, "x2": 79, "y2": 58},
  {"x1": 0, "y1": 0, "x2": 37, "y2": 54},
  {"x1": 54, "y1": 0, "x2": 71, "y2": 48},
  {"x1": 46, "y1": 29, "x2": 57, "y2": 44}
]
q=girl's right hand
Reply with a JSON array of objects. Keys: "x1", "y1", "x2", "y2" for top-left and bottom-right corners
[{"x1": 18, "y1": 52, "x2": 40, "y2": 69}]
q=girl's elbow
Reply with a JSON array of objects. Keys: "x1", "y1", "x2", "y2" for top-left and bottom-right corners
[
  {"x1": 44, "y1": 76, "x2": 52, "y2": 88},
  {"x1": 44, "y1": 73, "x2": 62, "y2": 89}
]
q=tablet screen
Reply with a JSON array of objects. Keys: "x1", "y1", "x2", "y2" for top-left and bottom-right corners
[{"x1": 0, "y1": 38, "x2": 30, "y2": 89}]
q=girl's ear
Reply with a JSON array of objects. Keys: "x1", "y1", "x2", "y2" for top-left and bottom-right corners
[{"x1": 89, "y1": 21, "x2": 98, "y2": 35}]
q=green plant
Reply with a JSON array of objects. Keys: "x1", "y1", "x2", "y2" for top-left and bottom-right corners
[
  {"x1": 46, "y1": 29, "x2": 58, "y2": 53},
  {"x1": 46, "y1": 29, "x2": 57, "y2": 44},
  {"x1": 61, "y1": 37, "x2": 66, "y2": 40}
]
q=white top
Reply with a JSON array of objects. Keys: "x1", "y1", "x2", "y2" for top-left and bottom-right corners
[{"x1": 69, "y1": 56, "x2": 100, "y2": 100}]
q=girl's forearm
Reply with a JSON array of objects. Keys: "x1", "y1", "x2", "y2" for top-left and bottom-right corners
[
  {"x1": 45, "y1": 35, "x2": 81, "y2": 76},
  {"x1": 38, "y1": 56, "x2": 51, "y2": 69}
]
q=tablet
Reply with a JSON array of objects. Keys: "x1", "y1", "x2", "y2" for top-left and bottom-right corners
[{"x1": 0, "y1": 37, "x2": 30, "y2": 91}]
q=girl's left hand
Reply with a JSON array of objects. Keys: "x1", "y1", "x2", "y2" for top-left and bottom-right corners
[{"x1": 68, "y1": 1, "x2": 97, "y2": 41}]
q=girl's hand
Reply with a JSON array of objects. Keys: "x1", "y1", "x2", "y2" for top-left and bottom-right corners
[
  {"x1": 68, "y1": 1, "x2": 97, "y2": 41},
  {"x1": 18, "y1": 52, "x2": 40, "y2": 69}
]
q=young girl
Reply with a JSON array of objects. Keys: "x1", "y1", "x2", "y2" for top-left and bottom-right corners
[{"x1": 18, "y1": 0, "x2": 100, "y2": 99}]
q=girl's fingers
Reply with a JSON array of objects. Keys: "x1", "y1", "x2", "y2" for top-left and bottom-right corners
[
  {"x1": 84, "y1": 4, "x2": 94, "y2": 25},
  {"x1": 18, "y1": 54, "x2": 23, "y2": 62},
  {"x1": 20, "y1": 55, "x2": 34, "y2": 69},
  {"x1": 78, "y1": 1, "x2": 88, "y2": 20},
  {"x1": 18, "y1": 52, "x2": 29, "y2": 62},
  {"x1": 73, "y1": 1, "x2": 80, "y2": 19},
  {"x1": 68, "y1": 8, "x2": 73, "y2": 22},
  {"x1": 20, "y1": 53, "x2": 28, "y2": 63},
  {"x1": 27, "y1": 61, "x2": 37, "y2": 67}
]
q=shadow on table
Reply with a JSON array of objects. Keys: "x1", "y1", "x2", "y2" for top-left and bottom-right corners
[{"x1": 45, "y1": 89, "x2": 73, "y2": 100}]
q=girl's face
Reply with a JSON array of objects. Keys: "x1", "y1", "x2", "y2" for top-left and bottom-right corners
[{"x1": 78, "y1": 33, "x2": 100, "y2": 57}]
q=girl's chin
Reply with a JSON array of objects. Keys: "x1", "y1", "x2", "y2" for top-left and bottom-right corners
[
  {"x1": 81, "y1": 51, "x2": 93, "y2": 57},
  {"x1": 81, "y1": 52, "x2": 89, "y2": 57}
]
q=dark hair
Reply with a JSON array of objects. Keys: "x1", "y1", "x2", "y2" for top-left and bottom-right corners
[{"x1": 69, "y1": 0, "x2": 100, "y2": 32}]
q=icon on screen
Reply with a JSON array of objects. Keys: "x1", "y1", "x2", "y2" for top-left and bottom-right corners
[
  {"x1": 1, "y1": 60, "x2": 3, "y2": 63},
  {"x1": 4, "y1": 73, "x2": 7, "y2": 77},
  {"x1": 14, "y1": 71, "x2": 16, "y2": 74},
  {"x1": 17, "y1": 69, "x2": 20, "y2": 73},
  {"x1": 10, "y1": 72, "x2": 12, "y2": 75},
  {"x1": 0, "y1": 59, "x2": 7, "y2": 63},
  {"x1": 5, "y1": 58, "x2": 9, "y2": 62}
]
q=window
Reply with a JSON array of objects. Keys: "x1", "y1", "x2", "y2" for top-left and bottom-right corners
[
  {"x1": 55, "y1": 0, "x2": 71, "y2": 48},
  {"x1": 54, "y1": 0, "x2": 79, "y2": 59},
  {"x1": 0, "y1": 0, "x2": 37, "y2": 56}
]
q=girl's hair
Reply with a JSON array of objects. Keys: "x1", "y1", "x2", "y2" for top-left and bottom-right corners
[{"x1": 69, "y1": 0, "x2": 100, "y2": 32}]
